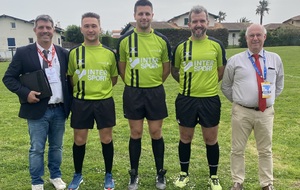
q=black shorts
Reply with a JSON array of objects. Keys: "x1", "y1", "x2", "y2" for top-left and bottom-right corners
[
  {"x1": 175, "y1": 94, "x2": 221, "y2": 128},
  {"x1": 70, "y1": 98, "x2": 116, "y2": 129},
  {"x1": 123, "y1": 85, "x2": 168, "y2": 120}
]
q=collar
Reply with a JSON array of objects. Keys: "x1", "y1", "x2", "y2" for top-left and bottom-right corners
[
  {"x1": 247, "y1": 49, "x2": 264, "y2": 57},
  {"x1": 36, "y1": 43, "x2": 53, "y2": 53}
]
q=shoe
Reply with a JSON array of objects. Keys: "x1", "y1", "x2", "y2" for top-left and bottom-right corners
[
  {"x1": 231, "y1": 182, "x2": 243, "y2": 190},
  {"x1": 174, "y1": 171, "x2": 189, "y2": 188},
  {"x1": 68, "y1": 173, "x2": 83, "y2": 190},
  {"x1": 156, "y1": 169, "x2": 167, "y2": 190},
  {"x1": 209, "y1": 175, "x2": 222, "y2": 190},
  {"x1": 50, "y1": 178, "x2": 67, "y2": 190},
  {"x1": 128, "y1": 169, "x2": 139, "y2": 190},
  {"x1": 262, "y1": 184, "x2": 274, "y2": 190},
  {"x1": 32, "y1": 184, "x2": 44, "y2": 190},
  {"x1": 104, "y1": 173, "x2": 115, "y2": 190}
]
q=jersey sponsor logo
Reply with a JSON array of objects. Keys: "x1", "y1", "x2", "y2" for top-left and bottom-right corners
[
  {"x1": 150, "y1": 49, "x2": 162, "y2": 53},
  {"x1": 129, "y1": 57, "x2": 159, "y2": 69},
  {"x1": 87, "y1": 69, "x2": 108, "y2": 81},
  {"x1": 130, "y1": 58, "x2": 140, "y2": 68},
  {"x1": 183, "y1": 61, "x2": 193, "y2": 72},
  {"x1": 204, "y1": 51, "x2": 217, "y2": 56},
  {"x1": 75, "y1": 69, "x2": 108, "y2": 81},
  {"x1": 75, "y1": 69, "x2": 86, "y2": 80},
  {"x1": 194, "y1": 60, "x2": 214, "y2": 72},
  {"x1": 183, "y1": 60, "x2": 214, "y2": 72}
]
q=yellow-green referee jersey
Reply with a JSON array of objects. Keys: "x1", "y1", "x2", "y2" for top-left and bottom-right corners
[
  {"x1": 118, "y1": 28, "x2": 171, "y2": 88},
  {"x1": 68, "y1": 43, "x2": 118, "y2": 100}
]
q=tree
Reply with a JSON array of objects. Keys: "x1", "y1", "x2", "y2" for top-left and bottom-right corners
[
  {"x1": 218, "y1": 11, "x2": 227, "y2": 23},
  {"x1": 64, "y1": 25, "x2": 84, "y2": 43},
  {"x1": 239, "y1": 17, "x2": 251, "y2": 23},
  {"x1": 256, "y1": 0, "x2": 270, "y2": 24},
  {"x1": 102, "y1": 30, "x2": 112, "y2": 37}
]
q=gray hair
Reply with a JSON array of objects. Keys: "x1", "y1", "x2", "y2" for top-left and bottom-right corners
[
  {"x1": 188, "y1": 5, "x2": 208, "y2": 22},
  {"x1": 34, "y1": 14, "x2": 54, "y2": 28}
]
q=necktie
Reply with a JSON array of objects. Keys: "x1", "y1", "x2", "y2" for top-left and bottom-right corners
[
  {"x1": 42, "y1": 50, "x2": 49, "y2": 69},
  {"x1": 253, "y1": 54, "x2": 266, "y2": 112}
]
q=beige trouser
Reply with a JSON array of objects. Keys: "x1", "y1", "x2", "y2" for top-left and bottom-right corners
[{"x1": 231, "y1": 103, "x2": 274, "y2": 187}]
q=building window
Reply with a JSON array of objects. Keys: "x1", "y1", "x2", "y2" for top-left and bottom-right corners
[
  {"x1": 11, "y1": 22, "x2": 16, "y2": 28},
  {"x1": 58, "y1": 38, "x2": 61, "y2": 45},
  {"x1": 7, "y1": 38, "x2": 16, "y2": 47},
  {"x1": 184, "y1": 18, "x2": 189, "y2": 25},
  {"x1": 232, "y1": 33, "x2": 236, "y2": 38},
  {"x1": 29, "y1": 38, "x2": 34, "y2": 43}
]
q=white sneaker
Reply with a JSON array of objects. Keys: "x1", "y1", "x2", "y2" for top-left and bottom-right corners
[
  {"x1": 32, "y1": 184, "x2": 44, "y2": 190},
  {"x1": 49, "y1": 178, "x2": 66, "y2": 190}
]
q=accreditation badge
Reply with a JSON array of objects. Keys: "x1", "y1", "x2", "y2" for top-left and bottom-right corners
[
  {"x1": 45, "y1": 67, "x2": 59, "y2": 83},
  {"x1": 261, "y1": 81, "x2": 271, "y2": 99}
]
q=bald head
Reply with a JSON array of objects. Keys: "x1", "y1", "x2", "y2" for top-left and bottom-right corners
[{"x1": 246, "y1": 24, "x2": 267, "y2": 36}]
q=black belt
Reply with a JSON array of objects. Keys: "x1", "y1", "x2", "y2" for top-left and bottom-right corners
[
  {"x1": 48, "y1": 103, "x2": 63, "y2": 108},
  {"x1": 238, "y1": 104, "x2": 270, "y2": 111}
]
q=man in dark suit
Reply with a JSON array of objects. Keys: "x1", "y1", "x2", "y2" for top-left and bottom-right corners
[{"x1": 2, "y1": 14, "x2": 71, "y2": 190}]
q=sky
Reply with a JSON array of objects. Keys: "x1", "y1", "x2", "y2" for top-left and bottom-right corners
[{"x1": 1, "y1": 0, "x2": 299, "y2": 31}]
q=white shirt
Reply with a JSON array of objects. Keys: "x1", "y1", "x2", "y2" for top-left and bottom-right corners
[
  {"x1": 221, "y1": 49, "x2": 284, "y2": 107},
  {"x1": 36, "y1": 43, "x2": 63, "y2": 104}
]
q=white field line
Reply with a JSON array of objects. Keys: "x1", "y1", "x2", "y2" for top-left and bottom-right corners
[{"x1": 285, "y1": 74, "x2": 300, "y2": 79}]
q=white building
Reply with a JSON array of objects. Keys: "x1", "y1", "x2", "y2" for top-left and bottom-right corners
[{"x1": 214, "y1": 22, "x2": 251, "y2": 46}]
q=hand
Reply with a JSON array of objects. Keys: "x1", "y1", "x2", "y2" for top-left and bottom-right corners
[{"x1": 27, "y1": 91, "x2": 41, "y2": 103}]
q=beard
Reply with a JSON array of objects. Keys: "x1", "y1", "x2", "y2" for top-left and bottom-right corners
[
  {"x1": 192, "y1": 27, "x2": 206, "y2": 39},
  {"x1": 84, "y1": 34, "x2": 100, "y2": 45},
  {"x1": 138, "y1": 22, "x2": 150, "y2": 31}
]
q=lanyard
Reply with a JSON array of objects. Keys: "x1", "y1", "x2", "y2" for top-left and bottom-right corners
[
  {"x1": 37, "y1": 46, "x2": 56, "y2": 67},
  {"x1": 247, "y1": 50, "x2": 267, "y2": 81}
]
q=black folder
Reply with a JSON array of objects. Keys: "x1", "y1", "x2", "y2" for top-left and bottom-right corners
[{"x1": 19, "y1": 70, "x2": 52, "y2": 103}]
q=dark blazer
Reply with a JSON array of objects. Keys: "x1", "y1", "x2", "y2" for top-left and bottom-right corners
[{"x1": 2, "y1": 43, "x2": 72, "y2": 120}]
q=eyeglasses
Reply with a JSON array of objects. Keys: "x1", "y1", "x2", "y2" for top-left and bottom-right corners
[{"x1": 248, "y1": 33, "x2": 264, "y2": 39}]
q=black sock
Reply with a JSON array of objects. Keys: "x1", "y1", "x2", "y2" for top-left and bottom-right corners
[
  {"x1": 179, "y1": 140, "x2": 191, "y2": 175},
  {"x1": 73, "y1": 143, "x2": 86, "y2": 174},
  {"x1": 206, "y1": 142, "x2": 219, "y2": 176},
  {"x1": 129, "y1": 137, "x2": 141, "y2": 174},
  {"x1": 152, "y1": 137, "x2": 165, "y2": 174},
  {"x1": 102, "y1": 140, "x2": 114, "y2": 174}
]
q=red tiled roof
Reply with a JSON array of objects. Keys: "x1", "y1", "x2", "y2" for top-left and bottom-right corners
[
  {"x1": 264, "y1": 23, "x2": 299, "y2": 30},
  {"x1": 283, "y1": 15, "x2": 300, "y2": 23},
  {"x1": 216, "y1": 22, "x2": 251, "y2": 31}
]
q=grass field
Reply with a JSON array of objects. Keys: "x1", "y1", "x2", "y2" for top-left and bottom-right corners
[{"x1": 0, "y1": 46, "x2": 299, "y2": 190}]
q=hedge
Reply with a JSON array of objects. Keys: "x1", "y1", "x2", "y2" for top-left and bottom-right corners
[{"x1": 102, "y1": 28, "x2": 229, "y2": 50}]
